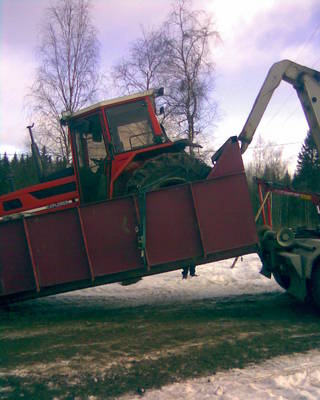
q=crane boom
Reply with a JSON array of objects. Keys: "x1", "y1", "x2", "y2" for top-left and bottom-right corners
[{"x1": 238, "y1": 59, "x2": 320, "y2": 154}]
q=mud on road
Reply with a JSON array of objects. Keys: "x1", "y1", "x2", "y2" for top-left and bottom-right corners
[{"x1": 1, "y1": 290, "x2": 320, "y2": 399}]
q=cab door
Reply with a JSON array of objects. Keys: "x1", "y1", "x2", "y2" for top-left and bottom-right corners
[{"x1": 71, "y1": 112, "x2": 111, "y2": 203}]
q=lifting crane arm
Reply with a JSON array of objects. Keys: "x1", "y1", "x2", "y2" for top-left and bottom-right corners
[{"x1": 238, "y1": 59, "x2": 320, "y2": 154}]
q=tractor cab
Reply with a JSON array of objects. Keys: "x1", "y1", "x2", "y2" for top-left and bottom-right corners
[
  {"x1": 63, "y1": 88, "x2": 170, "y2": 203},
  {"x1": 0, "y1": 88, "x2": 189, "y2": 218}
]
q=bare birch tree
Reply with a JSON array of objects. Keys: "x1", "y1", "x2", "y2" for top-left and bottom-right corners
[
  {"x1": 162, "y1": 0, "x2": 220, "y2": 152},
  {"x1": 246, "y1": 136, "x2": 287, "y2": 181},
  {"x1": 29, "y1": 0, "x2": 100, "y2": 159},
  {"x1": 113, "y1": 28, "x2": 168, "y2": 93},
  {"x1": 112, "y1": 0, "x2": 219, "y2": 153}
]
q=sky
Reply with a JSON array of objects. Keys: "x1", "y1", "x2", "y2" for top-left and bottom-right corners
[{"x1": 1, "y1": 0, "x2": 320, "y2": 172}]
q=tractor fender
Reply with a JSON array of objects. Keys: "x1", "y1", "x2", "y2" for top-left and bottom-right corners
[
  {"x1": 278, "y1": 251, "x2": 303, "y2": 277},
  {"x1": 278, "y1": 251, "x2": 306, "y2": 300},
  {"x1": 278, "y1": 239, "x2": 320, "y2": 278},
  {"x1": 276, "y1": 240, "x2": 320, "y2": 301}
]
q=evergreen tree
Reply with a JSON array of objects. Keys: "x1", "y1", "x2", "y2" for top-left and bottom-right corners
[
  {"x1": 293, "y1": 131, "x2": 320, "y2": 227},
  {"x1": 40, "y1": 146, "x2": 51, "y2": 176},
  {"x1": 0, "y1": 150, "x2": 73, "y2": 196},
  {"x1": 0, "y1": 153, "x2": 11, "y2": 194},
  {"x1": 294, "y1": 131, "x2": 320, "y2": 192},
  {"x1": 13, "y1": 154, "x2": 28, "y2": 189}
]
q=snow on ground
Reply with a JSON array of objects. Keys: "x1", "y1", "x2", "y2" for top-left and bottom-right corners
[
  {"x1": 119, "y1": 349, "x2": 320, "y2": 400},
  {"x1": 40, "y1": 254, "x2": 320, "y2": 399},
  {"x1": 53, "y1": 253, "x2": 281, "y2": 308}
]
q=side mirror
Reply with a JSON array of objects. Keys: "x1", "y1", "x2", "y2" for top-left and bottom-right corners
[
  {"x1": 71, "y1": 118, "x2": 90, "y2": 134},
  {"x1": 155, "y1": 87, "x2": 164, "y2": 97}
]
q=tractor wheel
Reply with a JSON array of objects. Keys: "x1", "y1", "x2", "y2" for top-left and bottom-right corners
[
  {"x1": 273, "y1": 269, "x2": 290, "y2": 290},
  {"x1": 310, "y1": 260, "x2": 320, "y2": 308},
  {"x1": 125, "y1": 152, "x2": 211, "y2": 195}
]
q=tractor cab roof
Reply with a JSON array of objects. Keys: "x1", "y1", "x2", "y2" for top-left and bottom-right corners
[{"x1": 60, "y1": 87, "x2": 164, "y2": 125}]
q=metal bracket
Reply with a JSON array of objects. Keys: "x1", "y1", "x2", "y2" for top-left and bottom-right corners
[{"x1": 136, "y1": 191, "x2": 148, "y2": 269}]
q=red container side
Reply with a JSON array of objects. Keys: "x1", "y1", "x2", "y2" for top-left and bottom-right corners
[
  {"x1": 146, "y1": 185, "x2": 203, "y2": 266},
  {"x1": 80, "y1": 198, "x2": 144, "y2": 277},
  {"x1": 25, "y1": 209, "x2": 91, "y2": 287},
  {"x1": 191, "y1": 175, "x2": 257, "y2": 256},
  {"x1": 0, "y1": 137, "x2": 258, "y2": 303},
  {"x1": 0, "y1": 220, "x2": 36, "y2": 295}
]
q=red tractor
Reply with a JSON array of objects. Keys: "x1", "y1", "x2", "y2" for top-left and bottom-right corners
[
  {"x1": 64, "y1": 88, "x2": 210, "y2": 202},
  {"x1": 0, "y1": 88, "x2": 209, "y2": 217}
]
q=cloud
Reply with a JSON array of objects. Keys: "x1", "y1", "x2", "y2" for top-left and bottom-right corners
[
  {"x1": 1, "y1": 0, "x2": 320, "y2": 166},
  {"x1": 0, "y1": 0, "x2": 216, "y2": 152},
  {"x1": 0, "y1": 0, "x2": 48, "y2": 52},
  {"x1": 210, "y1": 0, "x2": 320, "y2": 168},
  {"x1": 0, "y1": 44, "x2": 35, "y2": 152},
  {"x1": 213, "y1": 0, "x2": 320, "y2": 75}
]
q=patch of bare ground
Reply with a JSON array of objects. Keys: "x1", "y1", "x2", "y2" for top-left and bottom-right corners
[{"x1": 1, "y1": 291, "x2": 320, "y2": 399}]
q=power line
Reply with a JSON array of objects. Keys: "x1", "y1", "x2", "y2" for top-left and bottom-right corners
[
  {"x1": 261, "y1": 23, "x2": 320, "y2": 128},
  {"x1": 214, "y1": 140, "x2": 302, "y2": 150},
  {"x1": 311, "y1": 55, "x2": 320, "y2": 69},
  {"x1": 280, "y1": 106, "x2": 300, "y2": 127},
  {"x1": 295, "y1": 23, "x2": 320, "y2": 61},
  {"x1": 246, "y1": 141, "x2": 301, "y2": 150}
]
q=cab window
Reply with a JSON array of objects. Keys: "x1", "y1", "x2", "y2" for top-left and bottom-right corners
[
  {"x1": 105, "y1": 100, "x2": 155, "y2": 153},
  {"x1": 73, "y1": 114, "x2": 107, "y2": 172}
]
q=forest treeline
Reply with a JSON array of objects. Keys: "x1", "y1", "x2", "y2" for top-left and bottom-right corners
[
  {"x1": 0, "y1": 147, "x2": 68, "y2": 195},
  {"x1": 247, "y1": 132, "x2": 320, "y2": 229},
  {"x1": 0, "y1": 131, "x2": 319, "y2": 229}
]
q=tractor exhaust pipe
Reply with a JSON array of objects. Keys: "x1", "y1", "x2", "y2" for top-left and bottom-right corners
[{"x1": 27, "y1": 123, "x2": 44, "y2": 182}]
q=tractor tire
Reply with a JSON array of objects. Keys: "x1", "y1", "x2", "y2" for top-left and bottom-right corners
[
  {"x1": 310, "y1": 260, "x2": 320, "y2": 308},
  {"x1": 273, "y1": 270, "x2": 290, "y2": 290},
  {"x1": 125, "y1": 152, "x2": 211, "y2": 195}
]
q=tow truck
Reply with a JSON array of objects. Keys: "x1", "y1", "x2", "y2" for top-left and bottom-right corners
[{"x1": 239, "y1": 60, "x2": 320, "y2": 306}]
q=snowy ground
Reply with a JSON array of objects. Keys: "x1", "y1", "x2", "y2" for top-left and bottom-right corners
[
  {"x1": 2, "y1": 253, "x2": 320, "y2": 399},
  {"x1": 56, "y1": 253, "x2": 280, "y2": 307},
  {"x1": 52, "y1": 254, "x2": 320, "y2": 400},
  {"x1": 119, "y1": 349, "x2": 320, "y2": 400}
]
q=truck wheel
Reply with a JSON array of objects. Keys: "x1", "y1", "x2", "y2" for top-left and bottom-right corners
[
  {"x1": 273, "y1": 270, "x2": 290, "y2": 290},
  {"x1": 125, "y1": 152, "x2": 211, "y2": 194},
  {"x1": 310, "y1": 260, "x2": 320, "y2": 308}
]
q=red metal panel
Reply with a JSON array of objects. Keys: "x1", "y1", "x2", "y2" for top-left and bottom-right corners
[
  {"x1": 0, "y1": 220, "x2": 36, "y2": 295},
  {"x1": 80, "y1": 198, "x2": 144, "y2": 276},
  {"x1": 0, "y1": 175, "x2": 78, "y2": 217},
  {"x1": 23, "y1": 218, "x2": 40, "y2": 292},
  {"x1": 0, "y1": 136, "x2": 259, "y2": 304},
  {"x1": 25, "y1": 209, "x2": 91, "y2": 287},
  {"x1": 77, "y1": 208, "x2": 95, "y2": 282},
  {"x1": 189, "y1": 185, "x2": 207, "y2": 256},
  {"x1": 191, "y1": 175, "x2": 258, "y2": 255},
  {"x1": 208, "y1": 137, "x2": 245, "y2": 179},
  {"x1": 145, "y1": 186, "x2": 203, "y2": 266}
]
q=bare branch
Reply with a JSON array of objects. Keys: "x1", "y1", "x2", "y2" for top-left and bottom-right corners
[
  {"x1": 111, "y1": 0, "x2": 220, "y2": 156},
  {"x1": 27, "y1": 0, "x2": 100, "y2": 159}
]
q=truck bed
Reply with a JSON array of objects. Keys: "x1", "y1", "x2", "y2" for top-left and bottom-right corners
[{"x1": 0, "y1": 137, "x2": 258, "y2": 304}]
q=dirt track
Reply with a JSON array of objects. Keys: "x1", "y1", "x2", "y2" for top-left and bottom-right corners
[{"x1": 1, "y1": 289, "x2": 320, "y2": 399}]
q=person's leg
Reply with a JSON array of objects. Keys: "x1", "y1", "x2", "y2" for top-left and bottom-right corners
[
  {"x1": 189, "y1": 265, "x2": 196, "y2": 276},
  {"x1": 182, "y1": 267, "x2": 188, "y2": 279}
]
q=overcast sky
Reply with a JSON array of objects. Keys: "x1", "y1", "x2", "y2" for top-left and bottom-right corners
[{"x1": 1, "y1": 0, "x2": 320, "y2": 171}]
